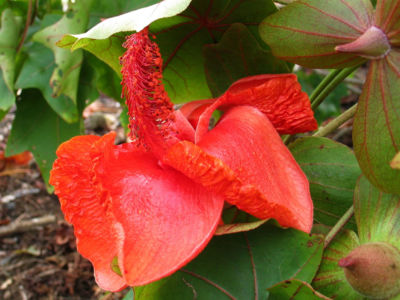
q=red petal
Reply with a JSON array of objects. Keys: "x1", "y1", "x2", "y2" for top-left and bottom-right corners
[
  {"x1": 94, "y1": 140, "x2": 224, "y2": 286},
  {"x1": 172, "y1": 110, "x2": 195, "y2": 143},
  {"x1": 196, "y1": 74, "x2": 317, "y2": 142},
  {"x1": 49, "y1": 133, "x2": 126, "y2": 292},
  {"x1": 165, "y1": 106, "x2": 313, "y2": 233},
  {"x1": 179, "y1": 99, "x2": 214, "y2": 129}
]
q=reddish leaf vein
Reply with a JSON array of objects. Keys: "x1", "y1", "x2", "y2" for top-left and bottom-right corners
[
  {"x1": 180, "y1": 269, "x2": 236, "y2": 300},
  {"x1": 297, "y1": 1, "x2": 365, "y2": 33}
]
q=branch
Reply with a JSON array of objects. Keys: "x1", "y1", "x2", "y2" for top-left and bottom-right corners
[{"x1": 0, "y1": 215, "x2": 57, "y2": 237}]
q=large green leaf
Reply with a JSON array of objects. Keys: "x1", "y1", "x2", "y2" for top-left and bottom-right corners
[
  {"x1": 135, "y1": 224, "x2": 323, "y2": 300},
  {"x1": 88, "y1": 0, "x2": 162, "y2": 20},
  {"x1": 58, "y1": 34, "x2": 125, "y2": 75},
  {"x1": 6, "y1": 89, "x2": 80, "y2": 191},
  {"x1": 203, "y1": 23, "x2": 290, "y2": 97},
  {"x1": 15, "y1": 43, "x2": 78, "y2": 122},
  {"x1": 312, "y1": 229, "x2": 361, "y2": 299},
  {"x1": 355, "y1": 175, "x2": 400, "y2": 248},
  {"x1": 68, "y1": 0, "x2": 191, "y2": 42},
  {"x1": 259, "y1": 0, "x2": 372, "y2": 68},
  {"x1": 290, "y1": 137, "x2": 361, "y2": 228},
  {"x1": 374, "y1": 0, "x2": 400, "y2": 46},
  {"x1": 84, "y1": 52, "x2": 122, "y2": 101},
  {"x1": 33, "y1": 0, "x2": 94, "y2": 107},
  {"x1": 268, "y1": 279, "x2": 330, "y2": 299},
  {"x1": 353, "y1": 51, "x2": 400, "y2": 195},
  {"x1": 0, "y1": 8, "x2": 22, "y2": 110}
]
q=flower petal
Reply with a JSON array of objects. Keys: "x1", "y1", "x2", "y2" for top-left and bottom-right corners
[
  {"x1": 94, "y1": 139, "x2": 224, "y2": 286},
  {"x1": 49, "y1": 133, "x2": 126, "y2": 292},
  {"x1": 179, "y1": 99, "x2": 214, "y2": 128},
  {"x1": 172, "y1": 110, "x2": 195, "y2": 142},
  {"x1": 165, "y1": 106, "x2": 313, "y2": 233},
  {"x1": 195, "y1": 74, "x2": 317, "y2": 142}
]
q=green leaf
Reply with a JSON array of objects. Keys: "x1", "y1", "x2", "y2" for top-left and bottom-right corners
[
  {"x1": 215, "y1": 219, "x2": 268, "y2": 235},
  {"x1": 374, "y1": 0, "x2": 400, "y2": 46},
  {"x1": 290, "y1": 137, "x2": 361, "y2": 229},
  {"x1": 0, "y1": 8, "x2": 23, "y2": 110},
  {"x1": 111, "y1": 256, "x2": 122, "y2": 277},
  {"x1": 6, "y1": 89, "x2": 80, "y2": 191},
  {"x1": 85, "y1": 53, "x2": 122, "y2": 102},
  {"x1": 268, "y1": 279, "x2": 330, "y2": 299},
  {"x1": 0, "y1": 108, "x2": 7, "y2": 121},
  {"x1": 353, "y1": 51, "x2": 400, "y2": 195},
  {"x1": 68, "y1": 0, "x2": 191, "y2": 42},
  {"x1": 259, "y1": 0, "x2": 372, "y2": 68},
  {"x1": 122, "y1": 288, "x2": 134, "y2": 300},
  {"x1": 203, "y1": 23, "x2": 290, "y2": 97},
  {"x1": 15, "y1": 42, "x2": 78, "y2": 122},
  {"x1": 57, "y1": 33, "x2": 125, "y2": 75},
  {"x1": 391, "y1": 152, "x2": 400, "y2": 169},
  {"x1": 33, "y1": 0, "x2": 94, "y2": 107},
  {"x1": 354, "y1": 175, "x2": 400, "y2": 248},
  {"x1": 88, "y1": 0, "x2": 162, "y2": 19},
  {"x1": 135, "y1": 224, "x2": 323, "y2": 300},
  {"x1": 312, "y1": 229, "x2": 361, "y2": 299}
]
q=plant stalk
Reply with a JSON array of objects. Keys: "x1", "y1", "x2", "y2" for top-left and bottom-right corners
[
  {"x1": 313, "y1": 103, "x2": 358, "y2": 137},
  {"x1": 309, "y1": 69, "x2": 341, "y2": 104},
  {"x1": 324, "y1": 205, "x2": 354, "y2": 248},
  {"x1": 16, "y1": 0, "x2": 33, "y2": 54},
  {"x1": 311, "y1": 66, "x2": 359, "y2": 110}
]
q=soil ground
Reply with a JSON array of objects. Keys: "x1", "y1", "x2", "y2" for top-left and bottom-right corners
[{"x1": 0, "y1": 98, "x2": 128, "y2": 300}]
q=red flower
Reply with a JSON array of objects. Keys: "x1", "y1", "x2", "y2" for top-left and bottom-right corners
[{"x1": 49, "y1": 28, "x2": 317, "y2": 291}]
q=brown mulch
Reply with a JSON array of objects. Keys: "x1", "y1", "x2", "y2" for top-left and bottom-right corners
[{"x1": 0, "y1": 98, "x2": 128, "y2": 300}]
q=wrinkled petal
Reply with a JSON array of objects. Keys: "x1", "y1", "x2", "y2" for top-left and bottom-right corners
[
  {"x1": 49, "y1": 133, "x2": 126, "y2": 292},
  {"x1": 94, "y1": 137, "x2": 224, "y2": 286},
  {"x1": 196, "y1": 74, "x2": 317, "y2": 142},
  {"x1": 164, "y1": 106, "x2": 313, "y2": 233}
]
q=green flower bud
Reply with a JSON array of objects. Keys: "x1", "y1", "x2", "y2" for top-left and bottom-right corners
[{"x1": 339, "y1": 242, "x2": 400, "y2": 299}]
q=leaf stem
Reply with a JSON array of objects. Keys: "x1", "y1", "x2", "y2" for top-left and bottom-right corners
[
  {"x1": 324, "y1": 205, "x2": 354, "y2": 248},
  {"x1": 309, "y1": 69, "x2": 341, "y2": 104},
  {"x1": 311, "y1": 66, "x2": 359, "y2": 110},
  {"x1": 282, "y1": 134, "x2": 292, "y2": 145},
  {"x1": 16, "y1": 0, "x2": 33, "y2": 54},
  {"x1": 313, "y1": 103, "x2": 358, "y2": 137}
]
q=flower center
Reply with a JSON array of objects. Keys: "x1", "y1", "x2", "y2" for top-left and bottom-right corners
[{"x1": 121, "y1": 28, "x2": 178, "y2": 153}]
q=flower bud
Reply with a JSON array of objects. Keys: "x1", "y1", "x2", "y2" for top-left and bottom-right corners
[
  {"x1": 335, "y1": 26, "x2": 391, "y2": 59},
  {"x1": 339, "y1": 242, "x2": 400, "y2": 299}
]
